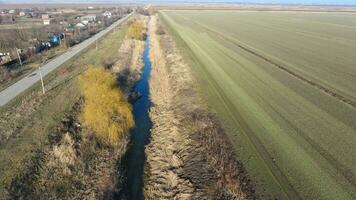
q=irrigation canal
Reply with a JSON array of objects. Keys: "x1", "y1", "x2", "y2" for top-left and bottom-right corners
[{"x1": 118, "y1": 33, "x2": 152, "y2": 200}]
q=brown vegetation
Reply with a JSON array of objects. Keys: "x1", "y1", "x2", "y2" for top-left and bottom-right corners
[
  {"x1": 6, "y1": 64, "x2": 139, "y2": 199},
  {"x1": 113, "y1": 16, "x2": 147, "y2": 93},
  {"x1": 7, "y1": 56, "x2": 139, "y2": 199},
  {"x1": 8, "y1": 102, "x2": 129, "y2": 199},
  {"x1": 144, "y1": 15, "x2": 255, "y2": 199},
  {"x1": 0, "y1": 23, "x2": 130, "y2": 199}
]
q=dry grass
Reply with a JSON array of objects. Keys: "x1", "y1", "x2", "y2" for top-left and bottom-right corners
[
  {"x1": 52, "y1": 133, "x2": 77, "y2": 168},
  {"x1": 8, "y1": 84, "x2": 131, "y2": 199},
  {"x1": 113, "y1": 16, "x2": 148, "y2": 94},
  {"x1": 127, "y1": 19, "x2": 146, "y2": 41},
  {"x1": 0, "y1": 21, "x2": 129, "y2": 198},
  {"x1": 3, "y1": 16, "x2": 148, "y2": 199},
  {"x1": 144, "y1": 15, "x2": 254, "y2": 200}
]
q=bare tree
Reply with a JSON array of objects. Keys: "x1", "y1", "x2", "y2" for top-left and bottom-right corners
[
  {"x1": 30, "y1": 27, "x2": 46, "y2": 41},
  {"x1": 13, "y1": 27, "x2": 29, "y2": 48}
]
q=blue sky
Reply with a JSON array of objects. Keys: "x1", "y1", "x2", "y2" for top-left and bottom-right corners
[{"x1": 1, "y1": 0, "x2": 356, "y2": 5}]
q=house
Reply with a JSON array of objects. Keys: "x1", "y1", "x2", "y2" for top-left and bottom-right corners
[
  {"x1": 19, "y1": 11, "x2": 25, "y2": 16},
  {"x1": 42, "y1": 14, "x2": 50, "y2": 25},
  {"x1": 66, "y1": 22, "x2": 76, "y2": 30},
  {"x1": 64, "y1": 29, "x2": 75, "y2": 37},
  {"x1": 103, "y1": 11, "x2": 112, "y2": 18},
  {"x1": 80, "y1": 15, "x2": 96, "y2": 25},
  {"x1": 57, "y1": 8, "x2": 76, "y2": 13},
  {"x1": 0, "y1": 52, "x2": 12, "y2": 64},
  {"x1": 42, "y1": 14, "x2": 49, "y2": 19},
  {"x1": 43, "y1": 19, "x2": 50, "y2": 25},
  {"x1": 81, "y1": 15, "x2": 96, "y2": 22},
  {"x1": 81, "y1": 20, "x2": 89, "y2": 25},
  {"x1": 76, "y1": 22, "x2": 85, "y2": 28},
  {"x1": 28, "y1": 12, "x2": 38, "y2": 18}
]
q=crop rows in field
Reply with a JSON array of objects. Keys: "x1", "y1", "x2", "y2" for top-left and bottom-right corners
[{"x1": 160, "y1": 10, "x2": 356, "y2": 199}]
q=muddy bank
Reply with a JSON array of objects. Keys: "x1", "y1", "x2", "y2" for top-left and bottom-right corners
[{"x1": 144, "y1": 15, "x2": 255, "y2": 199}]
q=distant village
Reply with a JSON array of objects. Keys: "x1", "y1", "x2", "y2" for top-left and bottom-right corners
[{"x1": 0, "y1": 6, "x2": 131, "y2": 65}]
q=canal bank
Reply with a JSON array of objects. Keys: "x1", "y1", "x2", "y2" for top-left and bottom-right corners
[
  {"x1": 144, "y1": 15, "x2": 254, "y2": 199},
  {"x1": 118, "y1": 32, "x2": 152, "y2": 200}
]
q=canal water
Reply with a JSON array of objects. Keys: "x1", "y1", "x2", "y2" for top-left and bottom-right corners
[{"x1": 119, "y1": 34, "x2": 152, "y2": 200}]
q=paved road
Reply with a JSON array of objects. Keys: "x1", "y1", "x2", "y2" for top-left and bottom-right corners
[{"x1": 0, "y1": 12, "x2": 133, "y2": 107}]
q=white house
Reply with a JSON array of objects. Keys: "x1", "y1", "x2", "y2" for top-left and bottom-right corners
[
  {"x1": 103, "y1": 11, "x2": 112, "y2": 18},
  {"x1": 43, "y1": 19, "x2": 50, "y2": 25},
  {"x1": 42, "y1": 14, "x2": 50, "y2": 25},
  {"x1": 81, "y1": 20, "x2": 89, "y2": 25},
  {"x1": 0, "y1": 52, "x2": 11, "y2": 64},
  {"x1": 76, "y1": 22, "x2": 85, "y2": 28},
  {"x1": 81, "y1": 15, "x2": 96, "y2": 22}
]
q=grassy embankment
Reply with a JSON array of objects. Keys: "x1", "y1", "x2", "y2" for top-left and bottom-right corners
[
  {"x1": 160, "y1": 10, "x2": 356, "y2": 200},
  {"x1": 0, "y1": 22, "x2": 128, "y2": 194}
]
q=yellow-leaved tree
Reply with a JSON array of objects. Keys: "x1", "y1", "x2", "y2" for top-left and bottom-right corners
[
  {"x1": 127, "y1": 20, "x2": 145, "y2": 41},
  {"x1": 79, "y1": 67, "x2": 134, "y2": 145}
]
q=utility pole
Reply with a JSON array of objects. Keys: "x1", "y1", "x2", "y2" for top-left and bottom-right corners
[
  {"x1": 16, "y1": 48, "x2": 22, "y2": 66},
  {"x1": 39, "y1": 66, "x2": 45, "y2": 94},
  {"x1": 63, "y1": 33, "x2": 66, "y2": 48},
  {"x1": 61, "y1": 16, "x2": 65, "y2": 47},
  {"x1": 62, "y1": 29, "x2": 67, "y2": 48}
]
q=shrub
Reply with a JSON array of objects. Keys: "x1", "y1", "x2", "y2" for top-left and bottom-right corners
[
  {"x1": 79, "y1": 67, "x2": 134, "y2": 145},
  {"x1": 127, "y1": 20, "x2": 146, "y2": 41},
  {"x1": 156, "y1": 24, "x2": 165, "y2": 35},
  {"x1": 102, "y1": 57, "x2": 116, "y2": 70}
]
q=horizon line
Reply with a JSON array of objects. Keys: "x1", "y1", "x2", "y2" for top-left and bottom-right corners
[{"x1": 1, "y1": 1, "x2": 356, "y2": 6}]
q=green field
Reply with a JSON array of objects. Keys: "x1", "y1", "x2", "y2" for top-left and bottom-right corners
[{"x1": 160, "y1": 10, "x2": 356, "y2": 199}]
